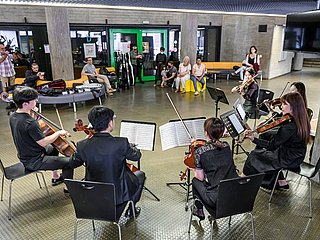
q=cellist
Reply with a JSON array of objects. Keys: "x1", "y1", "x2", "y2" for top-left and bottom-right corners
[{"x1": 9, "y1": 86, "x2": 75, "y2": 193}]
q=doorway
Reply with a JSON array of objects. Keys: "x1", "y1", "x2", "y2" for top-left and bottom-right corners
[{"x1": 109, "y1": 28, "x2": 168, "y2": 81}]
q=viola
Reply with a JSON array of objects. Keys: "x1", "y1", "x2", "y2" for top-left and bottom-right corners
[
  {"x1": 256, "y1": 114, "x2": 291, "y2": 134},
  {"x1": 231, "y1": 77, "x2": 254, "y2": 93},
  {"x1": 180, "y1": 139, "x2": 206, "y2": 181},
  {"x1": 73, "y1": 119, "x2": 138, "y2": 172},
  {"x1": 32, "y1": 110, "x2": 76, "y2": 157}
]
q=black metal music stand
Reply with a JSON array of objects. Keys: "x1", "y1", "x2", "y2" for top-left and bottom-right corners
[
  {"x1": 166, "y1": 169, "x2": 192, "y2": 211},
  {"x1": 207, "y1": 87, "x2": 229, "y2": 118}
]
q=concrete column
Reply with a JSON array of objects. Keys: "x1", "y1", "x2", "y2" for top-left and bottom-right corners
[
  {"x1": 180, "y1": 13, "x2": 198, "y2": 66},
  {"x1": 45, "y1": 7, "x2": 74, "y2": 80},
  {"x1": 292, "y1": 52, "x2": 304, "y2": 71}
]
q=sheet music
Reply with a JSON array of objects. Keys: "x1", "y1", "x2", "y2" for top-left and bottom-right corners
[
  {"x1": 120, "y1": 121, "x2": 156, "y2": 151},
  {"x1": 159, "y1": 118, "x2": 205, "y2": 151},
  {"x1": 228, "y1": 113, "x2": 245, "y2": 134}
]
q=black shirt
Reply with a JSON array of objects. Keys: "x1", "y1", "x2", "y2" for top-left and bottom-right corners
[
  {"x1": 194, "y1": 141, "x2": 238, "y2": 189},
  {"x1": 9, "y1": 112, "x2": 46, "y2": 168}
]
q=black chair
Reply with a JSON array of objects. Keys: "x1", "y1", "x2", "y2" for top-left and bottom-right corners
[
  {"x1": 188, "y1": 173, "x2": 264, "y2": 240},
  {"x1": 64, "y1": 179, "x2": 135, "y2": 240},
  {"x1": 257, "y1": 89, "x2": 274, "y2": 117},
  {"x1": 0, "y1": 159, "x2": 51, "y2": 220},
  {"x1": 269, "y1": 156, "x2": 320, "y2": 218}
]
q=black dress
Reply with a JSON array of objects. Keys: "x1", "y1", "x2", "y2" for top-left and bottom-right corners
[
  {"x1": 242, "y1": 80, "x2": 259, "y2": 119},
  {"x1": 192, "y1": 141, "x2": 238, "y2": 208},
  {"x1": 243, "y1": 120, "x2": 306, "y2": 186}
]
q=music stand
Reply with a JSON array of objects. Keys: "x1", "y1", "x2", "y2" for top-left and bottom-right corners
[{"x1": 207, "y1": 87, "x2": 229, "y2": 117}]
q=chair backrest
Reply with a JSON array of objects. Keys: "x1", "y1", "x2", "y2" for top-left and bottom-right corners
[
  {"x1": 64, "y1": 179, "x2": 117, "y2": 222},
  {"x1": 215, "y1": 173, "x2": 265, "y2": 219},
  {"x1": 257, "y1": 89, "x2": 274, "y2": 113},
  {"x1": 311, "y1": 156, "x2": 320, "y2": 178}
]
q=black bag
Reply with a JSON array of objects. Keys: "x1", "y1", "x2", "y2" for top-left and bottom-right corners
[
  {"x1": 99, "y1": 66, "x2": 109, "y2": 76},
  {"x1": 36, "y1": 79, "x2": 66, "y2": 90},
  {"x1": 88, "y1": 76, "x2": 99, "y2": 84}
]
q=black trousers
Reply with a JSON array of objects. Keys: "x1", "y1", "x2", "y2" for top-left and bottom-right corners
[
  {"x1": 133, "y1": 65, "x2": 142, "y2": 83},
  {"x1": 26, "y1": 145, "x2": 74, "y2": 179},
  {"x1": 192, "y1": 178, "x2": 217, "y2": 209}
]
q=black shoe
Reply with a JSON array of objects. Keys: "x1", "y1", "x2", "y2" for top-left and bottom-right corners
[
  {"x1": 52, "y1": 175, "x2": 64, "y2": 186},
  {"x1": 125, "y1": 206, "x2": 141, "y2": 219},
  {"x1": 277, "y1": 184, "x2": 289, "y2": 190},
  {"x1": 192, "y1": 207, "x2": 205, "y2": 221},
  {"x1": 5, "y1": 103, "x2": 16, "y2": 110},
  {"x1": 63, "y1": 188, "x2": 69, "y2": 194}
]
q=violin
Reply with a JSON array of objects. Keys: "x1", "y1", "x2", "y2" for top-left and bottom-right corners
[
  {"x1": 255, "y1": 114, "x2": 291, "y2": 134},
  {"x1": 73, "y1": 119, "x2": 138, "y2": 172},
  {"x1": 32, "y1": 110, "x2": 76, "y2": 157},
  {"x1": 231, "y1": 77, "x2": 254, "y2": 93},
  {"x1": 180, "y1": 139, "x2": 206, "y2": 181}
]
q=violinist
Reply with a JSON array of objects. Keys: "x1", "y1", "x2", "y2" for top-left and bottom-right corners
[
  {"x1": 190, "y1": 118, "x2": 238, "y2": 220},
  {"x1": 233, "y1": 69, "x2": 259, "y2": 119},
  {"x1": 70, "y1": 106, "x2": 145, "y2": 219},
  {"x1": 9, "y1": 87, "x2": 74, "y2": 193},
  {"x1": 241, "y1": 92, "x2": 310, "y2": 190}
]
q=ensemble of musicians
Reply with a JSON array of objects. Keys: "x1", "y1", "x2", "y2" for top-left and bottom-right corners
[{"x1": 4, "y1": 44, "x2": 314, "y2": 223}]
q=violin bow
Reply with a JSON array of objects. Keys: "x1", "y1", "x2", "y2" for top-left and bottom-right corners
[
  {"x1": 166, "y1": 92, "x2": 192, "y2": 140},
  {"x1": 279, "y1": 82, "x2": 290, "y2": 98},
  {"x1": 55, "y1": 107, "x2": 64, "y2": 130}
]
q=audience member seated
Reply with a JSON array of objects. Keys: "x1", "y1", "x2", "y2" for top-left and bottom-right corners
[
  {"x1": 24, "y1": 63, "x2": 45, "y2": 88},
  {"x1": 175, "y1": 56, "x2": 191, "y2": 94},
  {"x1": 191, "y1": 57, "x2": 206, "y2": 96},
  {"x1": 81, "y1": 57, "x2": 116, "y2": 96},
  {"x1": 232, "y1": 46, "x2": 260, "y2": 81},
  {"x1": 70, "y1": 106, "x2": 145, "y2": 219},
  {"x1": 162, "y1": 61, "x2": 177, "y2": 87}
]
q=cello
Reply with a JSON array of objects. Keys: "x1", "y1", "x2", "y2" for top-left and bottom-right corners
[
  {"x1": 165, "y1": 93, "x2": 206, "y2": 181},
  {"x1": 31, "y1": 110, "x2": 76, "y2": 157}
]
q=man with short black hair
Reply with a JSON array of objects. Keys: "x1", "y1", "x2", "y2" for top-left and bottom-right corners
[
  {"x1": 81, "y1": 57, "x2": 115, "y2": 96},
  {"x1": 10, "y1": 86, "x2": 75, "y2": 192},
  {"x1": 71, "y1": 106, "x2": 145, "y2": 219},
  {"x1": 24, "y1": 63, "x2": 45, "y2": 88}
]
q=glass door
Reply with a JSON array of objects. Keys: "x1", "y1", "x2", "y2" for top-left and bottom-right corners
[{"x1": 109, "y1": 28, "x2": 167, "y2": 81}]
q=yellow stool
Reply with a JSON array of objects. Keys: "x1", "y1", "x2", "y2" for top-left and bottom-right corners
[{"x1": 180, "y1": 77, "x2": 207, "y2": 92}]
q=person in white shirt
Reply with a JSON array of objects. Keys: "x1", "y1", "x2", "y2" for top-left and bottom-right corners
[
  {"x1": 191, "y1": 58, "x2": 206, "y2": 96},
  {"x1": 175, "y1": 56, "x2": 191, "y2": 94}
]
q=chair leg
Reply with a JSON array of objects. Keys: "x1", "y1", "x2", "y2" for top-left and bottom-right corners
[
  {"x1": 74, "y1": 219, "x2": 79, "y2": 240},
  {"x1": 116, "y1": 223, "x2": 122, "y2": 240},
  {"x1": 8, "y1": 180, "x2": 13, "y2": 220},
  {"x1": 249, "y1": 212, "x2": 256, "y2": 240},
  {"x1": 35, "y1": 173, "x2": 42, "y2": 189},
  {"x1": 129, "y1": 201, "x2": 136, "y2": 221},
  {"x1": 188, "y1": 201, "x2": 194, "y2": 234},
  {"x1": 210, "y1": 217, "x2": 214, "y2": 240},
  {"x1": 92, "y1": 220, "x2": 95, "y2": 231},
  {"x1": 308, "y1": 178, "x2": 312, "y2": 218},
  {"x1": 1, "y1": 174, "x2": 4, "y2": 201},
  {"x1": 39, "y1": 172, "x2": 52, "y2": 204},
  {"x1": 269, "y1": 170, "x2": 282, "y2": 203},
  {"x1": 228, "y1": 216, "x2": 232, "y2": 227}
]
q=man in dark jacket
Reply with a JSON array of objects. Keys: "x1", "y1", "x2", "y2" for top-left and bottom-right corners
[
  {"x1": 24, "y1": 63, "x2": 45, "y2": 88},
  {"x1": 70, "y1": 106, "x2": 145, "y2": 218}
]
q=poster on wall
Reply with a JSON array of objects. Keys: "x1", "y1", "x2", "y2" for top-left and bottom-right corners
[
  {"x1": 142, "y1": 42, "x2": 149, "y2": 53},
  {"x1": 83, "y1": 43, "x2": 96, "y2": 58},
  {"x1": 120, "y1": 42, "x2": 131, "y2": 53},
  {"x1": 44, "y1": 44, "x2": 50, "y2": 54}
]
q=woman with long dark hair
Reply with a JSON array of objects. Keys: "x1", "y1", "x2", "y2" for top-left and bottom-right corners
[{"x1": 241, "y1": 92, "x2": 310, "y2": 189}]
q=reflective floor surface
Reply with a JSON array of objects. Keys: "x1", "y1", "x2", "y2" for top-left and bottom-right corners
[{"x1": 0, "y1": 67, "x2": 320, "y2": 239}]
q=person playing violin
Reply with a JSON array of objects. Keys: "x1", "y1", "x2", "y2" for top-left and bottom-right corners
[
  {"x1": 241, "y1": 92, "x2": 310, "y2": 190},
  {"x1": 236, "y1": 69, "x2": 259, "y2": 120},
  {"x1": 190, "y1": 117, "x2": 238, "y2": 220},
  {"x1": 70, "y1": 106, "x2": 145, "y2": 219},
  {"x1": 9, "y1": 87, "x2": 74, "y2": 193}
]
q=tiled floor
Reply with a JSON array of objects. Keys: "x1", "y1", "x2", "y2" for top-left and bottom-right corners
[{"x1": 0, "y1": 67, "x2": 319, "y2": 239}]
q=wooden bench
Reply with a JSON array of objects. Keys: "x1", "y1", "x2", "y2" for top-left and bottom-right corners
[
  {"x1": 15, "y1": 67, "x2": 116, "y2": 89},
  {"x1": 202, "y1": 62, "x2": 241, "y2": 81}
]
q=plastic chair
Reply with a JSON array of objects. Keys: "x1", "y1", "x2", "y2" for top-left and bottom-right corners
[
  {"x1": 257, "y1": 89, "x2": 274, "y2": 117},
  {"x1": 269, "y1": 156, "x2": 320, "y2": 218},
  {"x1": 0, "y1": 159, "x2": 51, "y2": 220},
  {"x1": 64, "y1": 179, "x2": 135, "y2": 240},
  {"x1": 188, "y1": 173, "x2": 264, "y2": 240}
]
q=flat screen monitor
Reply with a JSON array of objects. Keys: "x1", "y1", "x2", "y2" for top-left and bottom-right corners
[{"x1": 284, "y1": 10, "x2": 320, "y2": 53}]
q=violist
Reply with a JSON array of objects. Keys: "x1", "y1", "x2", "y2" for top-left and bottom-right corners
[
  {"x1": 241, "y1": 92, "x2": 310, "y2": 190},
  {"x1": 9, "y1": 86, "x2": 75, "y2": 193},
  {"x1": 190, "y1": 117, "x2": 238, "y2": 220}
]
